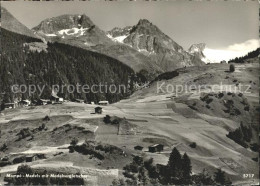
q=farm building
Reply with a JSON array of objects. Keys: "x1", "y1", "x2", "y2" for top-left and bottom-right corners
[
  {"x1": 98, "y1": 101, "x2": 109, "y2": 105},
  {"x1": 134, "y1": 146, "x2": 143, "y2": 151},
  {"x1": 95, "y1": 107, "x2": 102, "y2": 114},
  {"x1": 50, "y1": 95, "x2": 63, "y2": 103},
  {"x1": 19, "y1": 100, "x2": 31, "y2": 107},
  {"x1": 36, "y1": 99, "x2": 48, "y2": 105},
  {"x1": 4, "y1": 103, "x2": 18, "y2": 109},
  {"x1": 26, "y1": 154, "x2": 45, "y2": 162},
  {"x1": 26, "y1": 155, "x2": 38, "y2": 162},
  {"x1": 148, "y1": 144, "x2": 164, "y2": 153}
]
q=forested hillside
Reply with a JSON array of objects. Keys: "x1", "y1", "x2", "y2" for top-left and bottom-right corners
[
  {"x1": 0, "y1": 28, "x2": 135, "y2": 105},
  {"x1": 228, "y1": 48, "x2": 259, "y2": 63}
]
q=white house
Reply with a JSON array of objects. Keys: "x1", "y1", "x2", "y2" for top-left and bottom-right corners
[{"x1": 19, "y1": 100, "x2": 31, "y2": 107}]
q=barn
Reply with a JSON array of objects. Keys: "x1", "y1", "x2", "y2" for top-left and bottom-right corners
[
  {"x1": 95, "y1": 107, "x2": 103, "y2": 114},
  {"x1": 148, "y1": 144, "x2": 164, "y2": 153},
  {"x1": 19, "y1": 100, "x2": 31, "y2": 107},
  {"x1": 134, "y1": 146, "x2": 143, "y2": 151}
]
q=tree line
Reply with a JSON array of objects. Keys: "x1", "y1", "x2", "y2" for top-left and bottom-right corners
[{"x1": 228, "y1": 48, "x2": 259, "y2": 63}]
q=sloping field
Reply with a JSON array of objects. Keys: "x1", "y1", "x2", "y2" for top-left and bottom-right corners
[{"x1": 0, "y1": 63, "x2": 258, "y2": 184}]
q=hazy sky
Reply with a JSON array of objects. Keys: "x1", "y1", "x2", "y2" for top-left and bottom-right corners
[{"x1": 2, "y1": 1, "x2": 259, "y2": 61}]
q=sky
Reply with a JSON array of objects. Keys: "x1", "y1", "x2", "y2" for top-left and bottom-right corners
[{"x1": 2, "y1": 0, "x2": 259, "y2": 62}]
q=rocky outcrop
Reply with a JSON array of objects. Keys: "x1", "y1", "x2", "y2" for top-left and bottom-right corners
[
  {"x1": 33, "y1": 15, "x2": 205, "y2": 73},
  {"x1": 108, "y1": 19, "x2": 205, "y2": 71},
  {"x1": 188, "y1": 43, "x2": 211, "y2": 63},
  {"x1": 33, "y1": 14, "x2": 112, "y2": 46}
]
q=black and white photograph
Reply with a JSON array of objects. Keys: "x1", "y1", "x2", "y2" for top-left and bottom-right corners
[{"x1": 0, "y1": 0, "x2": 259, "y2": 185}]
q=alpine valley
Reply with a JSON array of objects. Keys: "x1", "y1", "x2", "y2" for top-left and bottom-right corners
[{"x1": 0, "y1": 6, "x2": 259, "y2": 186}]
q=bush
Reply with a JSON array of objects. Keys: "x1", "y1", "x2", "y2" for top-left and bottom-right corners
[
  {"x1": 229, "y1": 64, "x2": 235, "y2": 72},
  {"x1": 19, "y1": 128, "x2": 32, "y2": 139},
  {"x1": 192, "y1": 169, "x2": 215, "y2": 185},
  {"x1": 43, "y1": 115, "x2": 50, "y2": 121},
  {"x1": 244, "y1": 106, "x2": 250, "y2": 111},
  {"x1": 103, "y1": 115, "x2": 111, "y2": 124},
  {"x1": 68, "y1": 146, "x2": 75, "y2": 153},
  {"x1": 218, "y1": 92, "x2": 224, "y2": 98},
  {"x1": 73, "y1": 143, "x2": 105, "y2": 160},
  {"x1": 14, "y1": 164, "x2": 34, "y2": 185},
  {"x1": 0, "y1": 143, "x2": 8, "y2": 151},
  {"x1": 112, "y1": 178, "x2": 126, "y2": 186},
  {"x1": 111, "y1": 119, "x2": 120, "y2": 124},
  {"x1": 214, "y1": 168, "x2": 232, "y2": 185},
  {"x1": 189, "y1": 142, "x2": 197, "y2": 148},
  {"x1": 250, "y1": 143, "x2": 258, "y2": 152},
  {"x1": 39, "y1": 123, "x2": 46, "y2": 131},
  {"x1": 226, "y1": 122, "x2": 253, "y2": 148},
  {"x1": 70, "y1": 138, "x2": 79, "y2": 146}
]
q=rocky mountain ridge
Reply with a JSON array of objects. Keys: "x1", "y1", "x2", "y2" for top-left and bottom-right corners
[{"x1": 33, "y1": 15, "x2": 205, "y2": 74}]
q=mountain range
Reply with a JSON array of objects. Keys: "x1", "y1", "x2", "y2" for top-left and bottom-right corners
[
  {"x1": 1, "y1": 7, "x2": 208, "y2": 75},
  {"x1": 0, "y1": 7, "x2": 209, "y2": 103},
  {"x1": 32, "y1": 13, "x2": 206, "y2": 74}
]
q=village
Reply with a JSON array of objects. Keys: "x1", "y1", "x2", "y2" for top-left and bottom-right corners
[
  {"x1": 1, "y1": 93, "x2": 166, "y2": 155},
  {"x1": 1, "y1": 94, "x2": 110, "y2": 113}
]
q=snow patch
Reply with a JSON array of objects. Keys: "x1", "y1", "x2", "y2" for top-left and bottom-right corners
[
  {"x1": 45, "y1": 33, "x2": 57, "y2": 37},
  {"x1": 114, "y1": 35, "x2": 128, "y2": 43},
  {"x1": 58, "y1": 27, "x2": 89, "y2": 36},
  {"x1": 107, "y1": 34, "x2": 128, "y2": 44},
  {"x1": 106, "y1": 33, "x2": 113, "y2": 39},
  {"x1": 189, "y1": 47, "x2": 199, "y2": 53},
  {"x1": 84, "y1": 42, "x2": 94, "y2": 47},
  {"x1": 138, "y1": 49, "x2": 148, "y2": 53}
]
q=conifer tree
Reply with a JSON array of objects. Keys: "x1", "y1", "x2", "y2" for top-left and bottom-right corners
[
  {"x1": 214, "y1": 168, "x2": 232, "y2": 185},
  {"x1": 167, "y1": 147, "x2": 183, "y2": 184},
  {"x1": 182, "y1": 152, "x2": 192, "y2": 184}
]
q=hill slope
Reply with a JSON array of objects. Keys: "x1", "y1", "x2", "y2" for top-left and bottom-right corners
[
  {"x1": 0, "y1": 28, "x2": 135, "y2": 105},
  {"x1": 1, "y1": 7, "x2": 37, "y2": 38}
]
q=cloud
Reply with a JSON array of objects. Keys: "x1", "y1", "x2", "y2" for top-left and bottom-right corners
[
  {"x1": 227, "y1": 39, "x2": 259, "y2": 51},
  {"x1": 203, "y1": 39, "x2": 259, "y2": 63}
]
